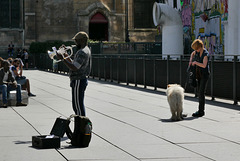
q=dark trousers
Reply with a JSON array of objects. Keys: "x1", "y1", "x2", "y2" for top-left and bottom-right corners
[
  {"x1": 71, "y1": 79, "x2": 88, "y2": 116},
  {"x1": 0, "y1": 84, "x2": 22, "y2": 104},
  {"x1": 197, "y1": 75, "x2": 209, "y2": 113}
]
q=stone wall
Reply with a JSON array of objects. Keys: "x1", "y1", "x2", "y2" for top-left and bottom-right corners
[
  {"x1": 0, "y1": 0, "x2": 158, "y2": 53},
  {"x1": 129, "y1": 29, "x2": 157, "y2": 42},
  {"x1": 0, "y1": 30, "x2": 23, "y2": 56},
  {"x1": 31, "y1": 0, "x2": 126, "y2": 43}
]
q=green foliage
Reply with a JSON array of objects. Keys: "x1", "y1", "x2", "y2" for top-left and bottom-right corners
[
  {"x1": 29, "y1": 41, "x2": 75, "y2": 54},
  {"x1": 88, "y1": 39, "x2": 100, "y2": 43},
  {"x1": 88, "y1": 39, "x2": 125, "y2": 44},
  {"x1": 29, "y1": 40, "x2": 126, "y2": 54}
]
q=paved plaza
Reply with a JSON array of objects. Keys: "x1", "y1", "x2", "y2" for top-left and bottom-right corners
[{"x1": 0, "y1": 70, "x2": 240, "y2": 161}]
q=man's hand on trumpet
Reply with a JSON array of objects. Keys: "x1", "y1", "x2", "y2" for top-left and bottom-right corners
[
  {"x1": 56, "y1": 45, "x2": 68, "y2": 60},
  {"x1": 56, "y1": 51, "x2": 67, "y2": 60},
  {"x1": 56, "y1": 45, "x2": 77, "y2": 71}
]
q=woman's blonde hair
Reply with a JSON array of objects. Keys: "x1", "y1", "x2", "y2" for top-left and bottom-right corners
[{"x1": 191, "y1": 39, "x2": 204, "y2": 50}]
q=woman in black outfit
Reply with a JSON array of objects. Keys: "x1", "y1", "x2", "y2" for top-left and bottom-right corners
[{"x1": 189, "y1": 39, "x2": 210, "y2": 117}]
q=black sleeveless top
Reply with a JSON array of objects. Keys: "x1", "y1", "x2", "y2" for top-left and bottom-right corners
[{"x1": 195, "y1": 49, "x2": 210, "y2": 78}]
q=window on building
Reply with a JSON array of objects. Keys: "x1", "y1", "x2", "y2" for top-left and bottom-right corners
[
  {"x1": 89, "y1": 12, "x2": 108, "y2": 41},
  {"x1": 0, "y1": 0, "x2": 21, "y2": 28},
  {"x1": 134, "y1": 0, "x2": 155, "y2": 28}
]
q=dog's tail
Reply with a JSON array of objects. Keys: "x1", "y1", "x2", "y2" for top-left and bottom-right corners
[{"x1": 170, "y1": 92, "x2": 183, "y2": 108}]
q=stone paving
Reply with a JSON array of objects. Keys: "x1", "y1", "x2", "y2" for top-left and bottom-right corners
[{"x1": 0, "y1": 70, "x2": 240, "y2": 161}]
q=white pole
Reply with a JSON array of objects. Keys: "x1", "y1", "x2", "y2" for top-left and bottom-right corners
[
  {"x1": 153, "y1": 2, "x2": 183, "y2": 58},
  {"x1": 225, "y1": 0, "x2": 239, "y2": 57}
]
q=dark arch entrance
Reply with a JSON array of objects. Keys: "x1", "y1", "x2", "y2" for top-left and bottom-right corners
[{"x1": 89, "y1": 12, "x2": 108, "y2": 41}]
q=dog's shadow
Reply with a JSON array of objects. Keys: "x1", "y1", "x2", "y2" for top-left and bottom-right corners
[{"x1": 159, "y1": 116, "x2": 198, "y2": 122}]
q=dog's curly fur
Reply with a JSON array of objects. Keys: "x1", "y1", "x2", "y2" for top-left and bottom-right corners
[{"x1": 166, "y1": 84, "x2": 184, "y2": 121}]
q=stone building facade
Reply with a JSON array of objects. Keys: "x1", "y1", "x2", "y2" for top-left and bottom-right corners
[{"x1": 0, "y1": 0, "x2": 157, "y2": 53}]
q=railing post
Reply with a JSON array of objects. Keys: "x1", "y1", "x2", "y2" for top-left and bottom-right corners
[
  {"x1": 211, "y1": 55, "x2": 215, "y2": 101},
  {"x1": 92, "y1": 57, "x2": 95, "y2": 79},
  {"x1": 167, "y1": 55, "x2": 170, "y2": 85},
  {"x1": 118, "y1": 44, "x2": 121, "y2": 54},
  {"x1": 143, "y1": 56, "x2": 146, "y2": 88},
  {"x1": 98, "y1": 58, "x2": 101, "y2": 80},
  {"x1": 126, "y1": 57, "x2": 129, "y2": 85},
  {"x1": 233, "y1": 56, "x2": 238, "y2": 105},
  {"x1": 110, "y1": 56, "x2": 113, "y2": 82},
  {"x1": 180, "y1": 55, "x2": 182, "y2": 86},
  {"x1": 154, "y1": 59, "x2": 156, "y2": 90},
  {"x1": 104, "y1": 56, "x2": 106, "y2": 81},
  {"x1": 134, "y1": 57, "x2": 137, "y2": 87},
  {"x1": 117, "y1": 57, "x2": 119, "y2": 84},
  {"x1": 100, "y1": 42, "x2": 103, "y2": 54}
]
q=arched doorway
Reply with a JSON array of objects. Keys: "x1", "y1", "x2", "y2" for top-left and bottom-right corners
[{"x1": 89, "y1": 12, "x2": 108, "y2": 41}]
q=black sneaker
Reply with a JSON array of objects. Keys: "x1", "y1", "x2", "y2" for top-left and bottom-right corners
[
  {"x1": 28, "y1": 93, "x2": 36, "y2": 97},
  {"x1": 2, "y1": 103, "x2": 8, "y2": 108},
  {"x1": 16, "y1": 102, "x2": 27, "y2": 106},
  {"x1": 192, "y1": 111, "x2": 205, "y2": 117}
]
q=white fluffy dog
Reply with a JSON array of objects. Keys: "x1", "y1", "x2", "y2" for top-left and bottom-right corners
[{"x1": 166, "y1": 84, "x2": 184, "y2": 121}]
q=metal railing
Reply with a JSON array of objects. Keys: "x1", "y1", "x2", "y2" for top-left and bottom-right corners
[
  {"x1": 33, "y1": 53, "x2": 240, "y2": 105},
  {"x1": 89, "y1": 42, "x2": 162, "y2": 55}
]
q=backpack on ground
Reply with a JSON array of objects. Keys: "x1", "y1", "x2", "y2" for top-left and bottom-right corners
[{"x1": 66, "y1": 114, "x2": 92, "y2": 147}]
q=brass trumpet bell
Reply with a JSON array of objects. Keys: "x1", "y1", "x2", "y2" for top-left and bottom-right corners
[{"x1": 47, "y1": 45, "x2": 75, "y2": 62}]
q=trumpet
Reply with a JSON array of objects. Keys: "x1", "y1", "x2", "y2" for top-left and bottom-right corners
[{"x1": 47, "y1": 45, "x2": 76, "y2": 62}]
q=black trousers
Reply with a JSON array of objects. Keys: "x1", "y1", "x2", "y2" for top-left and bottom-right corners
[
  {"x1": 71, "y1": 79, "x2": 88, "y2": 116},
  {"x1": 197, "y1": 75, "x2": 209, "y2": 113}
]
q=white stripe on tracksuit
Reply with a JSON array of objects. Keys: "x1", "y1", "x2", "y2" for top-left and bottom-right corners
[{"x1": 73, "y1": 80, "x2": 81, "y2": 115}]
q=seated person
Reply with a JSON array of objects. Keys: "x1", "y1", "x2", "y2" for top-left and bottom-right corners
[
  {"x1": 0, "y1": 60, "x2": 27, "y2": 108},
  {"x1": 0, "y1": 57, "x2": 4, "y2": 68},
  {"x1": 10, "y1": 59, "x2": 36, "y2": 97}
]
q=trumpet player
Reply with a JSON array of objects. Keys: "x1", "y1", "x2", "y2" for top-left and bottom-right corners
[{"x1": 56, "y1": 31, "x2": 91, "y2": 116}]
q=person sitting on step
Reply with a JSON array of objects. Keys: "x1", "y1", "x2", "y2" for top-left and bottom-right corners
[
  {"x1": 10, "y1": 58, "x2": 36, "y2": 97},
  {"x1": 0, "y1": 60, "x2": 27, "y2": 108}
]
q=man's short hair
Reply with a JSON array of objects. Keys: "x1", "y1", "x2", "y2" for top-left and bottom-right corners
[
  {"x1": 72, "y1": 31, "x2": 89, "y2": 47},
  {"x1": 72, "y1": 32, "x2": 88, "y2": 41}
]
